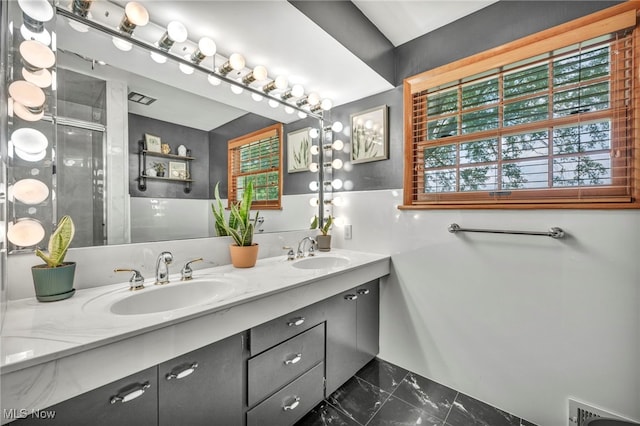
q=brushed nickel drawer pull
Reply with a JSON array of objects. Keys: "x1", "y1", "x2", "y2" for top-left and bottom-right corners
[
  {"x1": 283, "y1": 396, "x2": 301, "y2": 411},
  {"x1": 166, "y1": 362, "x2": 199, "y2": 380},
  {"x1": 110, "y1": 382, "x2": 150, "y2": 404},
  {"x1": 344, "y1": 294, "x2": 358, "y2": 301},
  {"x1": 284, "y1": 354, "x2": 302, "y2": 365},
  {"x1": 357, "y1": 289, "x2": 370, "y2": 295},
  {"x1": 287, "y1": 317, "x2": 305, "y2": 327}
]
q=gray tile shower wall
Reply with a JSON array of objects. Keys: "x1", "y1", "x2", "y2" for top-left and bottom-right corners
[{"x1": 297, "y1": 358, "x2": 538, "y2": 426}]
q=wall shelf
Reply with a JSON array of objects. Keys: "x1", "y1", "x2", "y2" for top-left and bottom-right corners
[{"x1": 137, "y1": 141, "x2": 194, "y2": 193}]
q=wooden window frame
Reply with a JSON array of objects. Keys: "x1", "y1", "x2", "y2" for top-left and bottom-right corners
[
  {"x1": 228, "y1": 123, "x2": 283, "y2": 210},
  {"x1": 402, "y1": 3, "x2": 640, "y2": 210}
]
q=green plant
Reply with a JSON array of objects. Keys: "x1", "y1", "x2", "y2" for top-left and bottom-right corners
[
  {"x1": 310, "y1": 215, "x2": 333, "y2": 236},
  {"x1": 211, "y1": 181, "x2": 260, "y2": 246},
  {"x1": 35, "y1": 215, "x2": 75, "y2": 268},
  {"x1": 153, "y1": 162, "x2": 166, "y2": 173}
]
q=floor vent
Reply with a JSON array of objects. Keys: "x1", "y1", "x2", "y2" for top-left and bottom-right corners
[{"x1": 569, "y1": 398, "x2": 628, "y2": 426}]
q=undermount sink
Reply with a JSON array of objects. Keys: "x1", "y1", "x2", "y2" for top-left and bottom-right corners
[
  {"x1": 292, "y1": 256, "x2": 350, "y2": 270},
  {"x1": 110, "y1": 278, "x2": 240, "y2": 315}
]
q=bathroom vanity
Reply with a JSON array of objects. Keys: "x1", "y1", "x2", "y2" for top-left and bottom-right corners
[{"x1": 1, "y1": 249, "x2": 389, "y2": 425}]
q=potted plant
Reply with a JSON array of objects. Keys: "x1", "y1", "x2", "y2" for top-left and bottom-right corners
[
  {"x1": 211, "y1": 181, "x2": 260, "y2": 268},
  {"x1": 153, "y1": 162, "x2": 166, "y2": 177},
  {"x1": 31, "y1": 215, "x2": 76, "y2": 302},
  {"x1": 311, "y1": 214, "x2": 333, "y2": 251}
]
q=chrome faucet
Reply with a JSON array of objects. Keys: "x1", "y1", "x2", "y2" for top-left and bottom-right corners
[
  {"x1": 155, "y1": 251, "x2": 173, "y2": 285},
  {"x1": 114, "y1": 268, "x2": 145, "y2": 291},
  {"x1": 296, "y1": 237, "x2": 317, "y2": 258},
  {"x1": 181, "y1": 258, "x2": 203, "y2": 281}
]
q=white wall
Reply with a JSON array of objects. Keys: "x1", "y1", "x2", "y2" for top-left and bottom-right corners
[{"x1": 332, "y1": 189, "x2": 640, "y2": 426}]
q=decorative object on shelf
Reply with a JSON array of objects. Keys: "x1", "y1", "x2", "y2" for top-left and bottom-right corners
[
  {"x1": 350, "y1": 105, "x2": 389, "y2": 164},
  {"x1": 211, "y1": 181, "x2": 260, "y2": 268},
  {"x1": 161, "y1": 143, "x2": 171, "y2": 154},
  {"x1": 153, "y1": 162, "x2": 166, "y2": 177},
  {"x1": 287, "y1": 127, "x2": 312, "y2": 173},
  {"x1": 146, "y1": 167, "x2": 157, "y2": 177},
  {"x1": 144, "y1": 133, "x2": 162, "y2": 152},
  {"x1": 31, "y1": 215, "x2": 76, "y2": 302},
  {"x1": 311, "y1": 214, "x2": 333, "y2": 251},
  {"x1": 177, "y1": 144, "x2": 188, "y2": 156},
  {"x1": 169, "y1": 161, "x2": 187, "y2": 179}
]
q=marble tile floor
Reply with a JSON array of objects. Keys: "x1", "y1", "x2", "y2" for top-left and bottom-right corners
[{"x1": 296, "y1": 358, "x2": 538, "y2": 426}]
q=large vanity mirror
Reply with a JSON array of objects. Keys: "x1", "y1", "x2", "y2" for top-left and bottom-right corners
[{"x1": 5, "y1": 0, "x2": 328, "y2": 251}]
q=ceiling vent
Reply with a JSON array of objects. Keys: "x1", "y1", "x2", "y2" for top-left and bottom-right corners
[
  {"x1": 568, "y1": 398, "x2": 631, "y2": 426},
  {"x1": 128, "y1": 91, "x2": 157, "y2": 105}
]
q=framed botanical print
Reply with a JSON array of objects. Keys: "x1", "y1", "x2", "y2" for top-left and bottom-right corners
[
  {"x1": 169, "y1": 161, "x2": 187, "y2": 179},
  {"x1": 287, "y1": 127, "x2": 312, "y2": 173},
  {"x1": 144, "y1": 133, "x2": 162, "y2": 153},
  {"x1": 350, "y1": 105, "x2": 389, "y2": 164}
]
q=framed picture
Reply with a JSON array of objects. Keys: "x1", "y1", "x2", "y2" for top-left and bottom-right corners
[
  {"x1": 144, "y1": 133, "x2": 162, "y2": 153},
  {"x1": 169, "y1": 161, "x2": 187, "y2": 179},
  {"x1": 287, "y1": 127, "x2": 312, "y2": 173},
  {"x1": 350, "y1": 105, "x2": 389, "y2": 164}
]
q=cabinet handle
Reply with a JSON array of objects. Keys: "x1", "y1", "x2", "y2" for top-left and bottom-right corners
[
  {"x1": 283, "y1": 396, "x2": 301, "y2": 411},
  {"x1": 344, "y1": 294, "x2": 358, "y2": 301},
  {"x1": 166, "y1": 362, "x2": 199, "y2": 380},
  {"x1": 284, "y1": 354, "x2": 302, "y2": 365},
  {"x1": 287, "y1": 317, "x2": 305, "y2": 327},
  {"x1": 110, "y1": 382, "x2": 150, "y2": 404},
  {"x1": 357, "y1": 289, "x2": 370, "y2": 295}
]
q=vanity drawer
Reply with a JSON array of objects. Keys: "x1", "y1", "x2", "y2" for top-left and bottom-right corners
[
  {"x1": 246, "y1": 361, "x2": 324, "y2": 426},
  {"x1": 248, "y1": 323, "x2": 325, "y2": 406},
  {"x1": 250, "y1": 300, "x2": 326, "y2": 356}
]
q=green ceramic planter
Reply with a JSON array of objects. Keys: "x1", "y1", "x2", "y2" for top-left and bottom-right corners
[{"x1": 31, "y1": 262, "x2": 76, "y2": 302}]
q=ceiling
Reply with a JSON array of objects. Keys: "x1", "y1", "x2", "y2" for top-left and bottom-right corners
[{"x1": 56, "y1": 1, "x2": 498, "y2": 131}]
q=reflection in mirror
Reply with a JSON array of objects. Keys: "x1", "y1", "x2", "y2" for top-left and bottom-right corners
[{"x1": 4, "y1": 3, "x2": 328, "y2": 249}]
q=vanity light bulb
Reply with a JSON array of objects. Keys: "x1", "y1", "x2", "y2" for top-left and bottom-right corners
[
  {"x1": 229, "y1": 53, "x2": 246, "y2": 70},
  {"x1": 150, "y1": 51, "x2": 167, "y2": 64},
  {"x1": 309, "y1": 181, "x2": 319, "y2": 191},
  {"x1": 198, "y1": 37, "x2": 217, "y2": 56},
  {"x1": 252, "y1": 93, "x2": 264, "y2": 102},
  {"x1": 297, "y1": 111, "x2": 308, "y2": 119},
  {"x1": 112, "y1": 36, "x2": 133, "y2": 52},
  {"x1": 20, "y1": 25, "x2": 51, "y2": 46},
  {"x1": 307, "y1": 92, "x2": 320, "y2": 106},
  {"x1": 167, "y1": 20, "x2": 188, "y2": 43},
  {"x1": 268, "y1": 99, "x2": 279, "y2": 108},
  {"x1": 309, "y1": 128, "x2": 320, "y2": 139},
  {"x1": 124, "y1": 2, "x2": 149, "y2": 26},
  {"x1": 321, "y1": 99, "x2": 333, "y2": 111},
  {"x1": 291, "y1": 84, "x2": 304, "y2": 98},
  {"x1": 252, "y1": 65, "x2": 268, "y2": 81},
  {"x1": 331, "y1": 121, "x2": 344, "y2": 133},
  {"x1": 309, "y1": 162, "x2": 319, "y2": 173},
  {"x1": 309, "y1": 197, "x2": 319, "y2": 207},
  {"x1": 331, "y1": 179, "x2": 343, "y2": 190},
  {"x1": 274, "y1": 75, "x2": 288, "y2": 90},
  {"x1": 310, "y1": 145, "x2": 319, "y2": 156},
  {"x1": 284, "y1": 106, "x2": 294, "y2": 114},
  {"x1": 332, "y1": 158, "x2": 343, "y2": 170},
  {"x1": 332, "y1": 139, "x2": 344, "y2": 151},
  {"x1": 208, "y1": 74, "x2": 221, "y2": 86},
  {"x1": 18, "y1": 0, "x2": 54, "y2": 23},
  {"x1": 179, "y1": 54, "x2": 195, "y2": 74},
  {"x1": 7, "y1": 219, "x2": 45, "y2": 247},
  {"x1": 231, "y1": 80, "x2": 244, "y2": 94}
]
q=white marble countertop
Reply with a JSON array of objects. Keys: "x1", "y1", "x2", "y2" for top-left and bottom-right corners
[{"x1": 1, "y1": 249, "x2": 390, "y2": 422}]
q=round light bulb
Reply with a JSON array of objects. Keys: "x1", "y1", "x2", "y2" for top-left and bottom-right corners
[
  {"x1": 268, "y1": 99, "x2": 279, "y2": 108},
  {"x1": 179, "y1": 54, "x2": 194, "y2": 74},
  {"x1": 291, "y1": 84, "x2": 304, "y2": 98},
  {"x1": 22, "y1": 68, "x2": 52, "y2": 88},
  {"x1": 252, "y1": 65, "x2": 268, "y2": 81},
  {"x1": 252, "y1": 93, "x2": 264, "y2": 102},
  {"x1": 229, "y1": 53, "x2": 245, "y2": 70},
  {"x1": 231, "y1": 85, "x2": 244, "y2": 95},
  {"x1": 332, "y1": 139, "x2": 344, "y2": 151},
  {"x1": 7, "y1": 219, "x2": 45, "y2": 246},
  {"x1": 125, "y1": 2, "x2": 149, "y2": 26},
  {"x1": 309, "y1": 128, "x2": 320, "y2": 138},
  {"x1": 310, "y1": 145, "x2": 319, "y2": 155},
  {"x1": 297, "y1": 111, "x2": 308, "y2": 119},
  {"x1": 20, "y1": 25, "x2": 51, "y2": 46},
  {"x1": 150, "y1": 51, "x2": 167, "y2": 63},
  {"x1": 332, "y1": 158, "x2": 343, "y2": 169},
  {"x1": 309, "y1": 197, "x2": 319, "y2": 207},
  {"x1": 284, "y1": 106, "x2": 294, "y2": 114},
  {"x1": 11, "y1": 127, "x2": 48, "y2": 154},
  {"x1": 9, "y1": 81, "x2": 45, "y2": 108},
  {"x1": 18, "y1": 0, "x2": 54, "y2": 22},
  {"x1": 208, "y1": 74, "x2": 221, "y2": 86},
  {"x1": 321, "y1": 99, "x2": 333, "y2": 111},
  {"x1": 20, "y1": 40, "x2": 55, "y2": 70},
  {"x1": 274, "y1": 75, "x2": 288, "y2": 90},
  {"x1": 309, "y1": 162, "x2": 319, "y2": 173},
  {"x1": 11, "y1": 178, "x2": 49, "y2": 204},
  {"x1": 167, "y1": 21, "x2": 188, "y2": 42},
  {"x1": 307, "y1": 92, "x2": 320, "y2": 106},
  {"x1": 309, "y1": 181, "x2": 319, "y2": 191},
  {"x1": 198, "y1": 37, "x2": 216, "y2": 56},
  {"x1": 112, "y1": 36, "x2": 133, "y2": 51},
  {"x1": 332, "y1": 179, "x2": 343, "y2": 190},
  {"x1": 331, "y1": 121, "x2": 344, "y2": 133}
]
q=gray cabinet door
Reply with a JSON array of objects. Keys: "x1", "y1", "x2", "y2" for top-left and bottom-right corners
[
  {"x1": 356, "y1": 280, "x2": 380, "y2": 367},
  {"x1": 158, "y1": 333, "x2": 245, "y2": 426},
  {"x1": 15, "y1": 367, "x2": 158, "y2": 426},
  {"x1": 325, "y1": 288, "x2": 359, "y2": 396}
]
